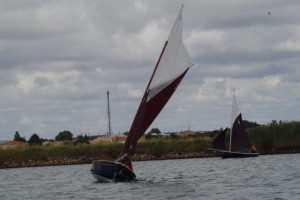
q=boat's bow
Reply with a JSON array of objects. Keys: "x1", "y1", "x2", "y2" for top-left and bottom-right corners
[{"x1": 91, "y1": 159, "x2": 136, "y2": 183}]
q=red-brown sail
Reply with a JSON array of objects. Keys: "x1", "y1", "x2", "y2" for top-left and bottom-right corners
[
  {"x1": 231, "y1": 113, "x2": 251, "y2": 150},
  {"x1": 122, "y1": 69, "x2": 189, "y2": 155},
  {"x1": 121, "y1": 5, "x2": 192, "y2": 156},
  {"x1": 211, "y1": 128, "x2": 228, "y2": 150}
]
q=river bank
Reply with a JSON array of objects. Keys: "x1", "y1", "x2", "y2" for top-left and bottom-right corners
[
  {"x1": 1, "y1": 151, "x2": 209, "y2": 168},
  {"x1": 2, "y1": 148, "x2": 300, "y2": 169},
  {"x1": 2, "y1": 119, "x2": 300, "y2": 169}
]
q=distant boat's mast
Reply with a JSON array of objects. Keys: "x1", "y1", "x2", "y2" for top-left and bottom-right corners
[
  {"x1": 229, "y1": 89, "x2": 235, "y2": 152},
  {"x1": 229, "y1": 128, "x2": 232, "y2": 152},
  {"x1": 107, "y1": 91, "x2": 112, "y2": 136}
]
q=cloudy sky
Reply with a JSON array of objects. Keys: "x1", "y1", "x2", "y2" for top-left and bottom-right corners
[{"x1": 1, "y1": 0, "x2": 300, "y2": 140}]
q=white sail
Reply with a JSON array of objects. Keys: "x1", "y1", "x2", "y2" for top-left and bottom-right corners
[
  {"x1": 122, "y1": 5, "x2": 192, "y2": 156},
  {"x1": 147, "y1": 5, "x2": 193, "y2": 101},
  {"x1": 231, "y1": 92, "x2": 241, "y2": 126},
  {"x1": 229, "y1": 90, "x2": 241, "y2": 151}
]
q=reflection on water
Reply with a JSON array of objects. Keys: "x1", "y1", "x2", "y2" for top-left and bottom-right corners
[{"x1": 0, "y1": 154, "x2": 299, "y2": 199}]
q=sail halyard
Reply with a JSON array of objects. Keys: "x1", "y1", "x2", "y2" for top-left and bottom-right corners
[{"x1": 120, "y1": 6, "x2": 192, "y2": 157}]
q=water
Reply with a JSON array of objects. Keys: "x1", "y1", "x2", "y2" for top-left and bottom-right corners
[{"x1": 0, "y1": 154, "x2": 299, "y2": 200}]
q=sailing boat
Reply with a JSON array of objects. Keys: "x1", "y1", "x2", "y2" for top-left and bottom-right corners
[
  {"x1": 91, "y1": 5, "x2": 192, "y2": 182},
  {"x1": 207, "y1": 92, "x2": 259, "y2": 159}
]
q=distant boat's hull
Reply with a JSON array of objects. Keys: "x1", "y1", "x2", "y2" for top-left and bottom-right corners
[
  {"x1": 221, "y1": 151, "x2": 259, "y2": 159},
  {"x1": 205, "y1": 148, "x2": 259, "y2": 159},
  {"x1": 91, "y1": 160, "x2": 136, "y2": 183}
]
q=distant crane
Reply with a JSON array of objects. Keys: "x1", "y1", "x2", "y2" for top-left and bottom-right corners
[{"x1": 106, "y1": 91, "x2": 112, "y2": 136}]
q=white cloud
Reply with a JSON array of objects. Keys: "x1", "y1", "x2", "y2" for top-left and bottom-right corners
[
  {"x1": 117, "y1": 83, "x2": 143, "y2": 99},
  {"x1": 1, "y1": 1, "x2": 300, "y2": 140},
  {"x1": 263, "y1": 75, "x2": 281, "y2": 89},
  {"x1": 134, "y1": 1, "x2": 147, "y2": 12},
  {"x1": 186, "y1": 29, "x2": 224, "y2": 57},
  {"x1": 275, "y1": 39, "x2": 300, "y2": 52},
  {"x1": 110, "y1": 19, "x2": 167, "y2": 62}
]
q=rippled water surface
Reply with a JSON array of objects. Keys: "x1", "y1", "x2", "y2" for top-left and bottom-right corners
[{"x1": 1, "y1": 154, "x2": 299, "y2": 199}]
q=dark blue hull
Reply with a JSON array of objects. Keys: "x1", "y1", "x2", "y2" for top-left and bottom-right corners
[
  {"x1": 222, "y1": 151, "x2": 259, "y2": 159},
  {"x1": 206, "y1": 148, "x2": 259, "y2": 159},
  {"x1": 91, "y1": 160, "x2": 136, "y2": 182}
]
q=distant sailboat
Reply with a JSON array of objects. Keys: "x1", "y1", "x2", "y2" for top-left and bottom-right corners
[
  {"x1": 207, "y1": 91, "x2": 259, "y2": 158},
  {"x1": 91, "y1": 5, "x2": 192, "y2": 182}
]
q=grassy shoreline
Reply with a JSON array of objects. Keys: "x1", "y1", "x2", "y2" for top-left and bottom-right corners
[
  {"x1": 1, "y1": 120, "x2": 300, "y2": 169},
  {"x1": 1, "y1": 136, "x2": 300, "y2": 169},
  {"x1": 1, "y1": 147, "x2": 299, "y2": 169}
]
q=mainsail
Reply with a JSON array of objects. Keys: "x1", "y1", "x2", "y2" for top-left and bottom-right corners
[
  {"x1": 229, "y1": 93, "x2": 251, "y2": 151},
  {"x1": 121, "y1": 6, "x2": 192, "y2": 156}
]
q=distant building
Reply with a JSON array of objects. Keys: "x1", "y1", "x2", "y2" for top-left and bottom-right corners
[
  {"x1": 90, "y1": 136, "x2": 114, "y2": 144},
  {"x1": 177, "y1": 130, "x2": 196, "y2": 138},
  {"x1": 0, "y1": 141, "x2": 28, "y2": 149},
  {"x1": 90, "y1": 135, "x2": 130, "y2": 144},
  {"x1": 42, "y1": 140, "x2": 63, "y2": 146},
  {"x1": 112, "y1": 135, "x2": 127, "y2": 143}
]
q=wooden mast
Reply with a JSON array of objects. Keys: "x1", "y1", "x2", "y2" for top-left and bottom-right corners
[{"x1": 120, "y1": 41, "x2": 168, "y2": 156}]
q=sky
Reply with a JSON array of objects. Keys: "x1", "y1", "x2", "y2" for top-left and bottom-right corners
[{"x1": 1, "y1": 0, "x2": 300, "y2": 140}]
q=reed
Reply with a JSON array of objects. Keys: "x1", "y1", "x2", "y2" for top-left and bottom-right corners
[
  {"x1": 0, "y1": 142, "x2": 122, "y2": 168},
  {"x1": 1, "y1": 121, "x2": 300, "y2": 168},
  {"x1": 135, "y1": 136, "x2": 212, "y2": 156},
  {"x1": 246, "y1": 121, "x2": 300, "y2": 152}
]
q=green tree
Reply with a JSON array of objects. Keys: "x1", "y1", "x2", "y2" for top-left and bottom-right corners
[
  {"x1": 243, "y1": 120, "x2": 260, "y2": 129},
  {"x1": 14, "y1": 131, "x2": 26, "y2": 142},
  {"x1": 55, "y1": 130, "x2": 73, "y2": 141},
  {"x1": 170, "y1": 133, "x2": 178, "y2": 139},
  {"x1": 123, "y1": 131, "x2": 129, "y2": 136},
  {"x1": 148, "y1": 128, "x2": 161, "y2": 135},
  {"x1": 28, "y1": 133, "x2": 42, "y2": 145}
]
